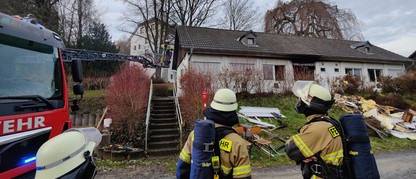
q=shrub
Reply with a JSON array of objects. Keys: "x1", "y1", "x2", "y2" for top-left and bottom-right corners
[
  {"x1": 179, "y1": 68, "x2": 214, "y2": 127},
  {"x1": 371, "y1": 93, "x2": 410, "y2": 110},
  {"x1": 331, "y1": 74, "x2": 364, "y2": 94},
  {"x1": 379, "y1": 71, "x2": 416, "y2": 94},
  {"x1": 104, "y1": 64, "x2": 150, "y2": 147}
]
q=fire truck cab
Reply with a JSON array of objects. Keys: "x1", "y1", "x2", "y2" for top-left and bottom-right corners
[{"x1": 0, "y1": 12, "x2": 83, "y2": 178}]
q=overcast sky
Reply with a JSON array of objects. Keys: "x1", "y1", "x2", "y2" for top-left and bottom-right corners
[{"x1": 98, "y1": 0, "x2": 416, "y2": 57}]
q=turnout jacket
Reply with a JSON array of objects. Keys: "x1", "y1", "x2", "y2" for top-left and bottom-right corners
[
  {"x1": 285, "y1": 114, "x2": 344, "y2": 178},
  {"x1": 177, "y1": 123, "x2": 252, "y2": 179}
]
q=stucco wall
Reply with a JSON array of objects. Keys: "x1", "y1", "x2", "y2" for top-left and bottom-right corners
[{"x1": 176, "y1": 53, "x2": 407, "y2": 94}]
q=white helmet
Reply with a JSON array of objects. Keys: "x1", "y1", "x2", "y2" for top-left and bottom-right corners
[
  {"x1": 210, "y1": 89, "x2": 238, "y2": 112},
  {"x1": 292, "y1": 81, "x2": 333, "y2": 114},
  {"x1": 35, "y1": 127, "x2": 101, "y2": 179}
]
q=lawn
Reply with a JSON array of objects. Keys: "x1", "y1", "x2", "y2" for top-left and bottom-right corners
[{"x1": 93, "y1": 90, "x2": 416, "y2": 173}]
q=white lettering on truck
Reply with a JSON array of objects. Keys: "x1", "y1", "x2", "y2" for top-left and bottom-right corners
[{"x1": 1, "y1": 116, "x2": 46, "y2": 134}]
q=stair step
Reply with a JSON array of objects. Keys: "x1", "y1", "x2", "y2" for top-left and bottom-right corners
[
  {"x1": 148, "y1": 140, "x2": 179, "y2": 149},
  {"x1": 150, "y1": 134, "x2": 179, "y2": 142},
  {"x1": 150, "y1": 122, "x2": 178, "y2": 129},
  {"x1": 151, "y1": 128, "x2": 179, "y2": 135},
  {"x1": 151, "y1": 113, "x2": 176, "y2": 119},
  {"x1": 147, "y1": 147, "x2": 180, "y2": 156},
  {"x1": 152, "y1": 103, "x2": 175, "y2": 107},
  {"x1": 150, "y1": 118, "x2": 177, "y2": 123},
  {"x1": 153, "y1": 106, "x2": 175, "y2": 110},
  {"x1": 153, "y1": 97, "x2": 174, "y2": 101},
  {"x1": 152, "y1": 109, "x2": 176, "y2": 113}
]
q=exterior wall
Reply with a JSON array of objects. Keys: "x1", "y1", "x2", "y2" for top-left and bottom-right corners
[
  {"x1": 176, "y1": 54, "x2": 294, "y2": 94},
  {"x1": 315, "y1": 60, "x2": 406, "y2": 89},
  {"x1": 177, "y1": 52, "x2": 407, "y2": 94}
]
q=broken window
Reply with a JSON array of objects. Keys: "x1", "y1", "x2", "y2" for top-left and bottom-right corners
[
  {"x1": 263, "y1": 65, "x2": 273, "y2": 80},
  {"x1": 263, "y1": 65, "x2": 285, "y2": 80},
  {"x1": 368, "y1": 69, "x2": 382, "y2": 82},
  {"x1": 345, "y1": 68, "x2": 361, "y2": 77},
  {"x1": 275, "y1": 65, "x2": 285, "y2": 81},
  {"x1": 293, "y1": 65, "x2": 315, "y2": 80}
]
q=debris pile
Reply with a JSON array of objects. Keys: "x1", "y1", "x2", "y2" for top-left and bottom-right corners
[{"x1": 334, "y1": 94, "x2": 416, "y2": 140}]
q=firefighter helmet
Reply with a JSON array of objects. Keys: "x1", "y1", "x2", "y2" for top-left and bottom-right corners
[
  {"x1": 35, "y1": 127, "x2": 101, "y2": 179},
  {"x1": 292, "y1": 81, "x2": 334, "y2": 115},
  {"x1": 210, "y1": 89, "x2": 238, "y2": 112}
]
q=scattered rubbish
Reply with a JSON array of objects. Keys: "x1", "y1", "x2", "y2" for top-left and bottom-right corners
[
  {"x1": 271, "y1": 112, "x2": 288, "y2": 130},
  {"x1": 239, "y1": 106, "x2": 286, "y2": 118},
  {"x1": 334, "y1": 94, "x2": 416, "y2": 140},
  {"x1": 237, "y1": 113, "x2": 276, "y2": 128}
]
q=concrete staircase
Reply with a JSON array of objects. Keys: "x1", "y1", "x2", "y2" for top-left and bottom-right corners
[{"x1": 147, "y1": 96, "x2": 180, "y2": 156}]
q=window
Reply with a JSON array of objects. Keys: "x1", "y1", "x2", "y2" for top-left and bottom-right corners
[
  {"x1": 321, "y1": 68, "x2": 326, "y2": 72},
  {"x1": 293, "y1": 65, "x2": 315, "y2": 80},
  {"x1": 145, "y1": 39, "x2": 149, "y2": 44},
  {"x1": 138, "y1": 45, "x2": 141, "y2": 49},
  {"x1": 247, "y1": 38, "x2": 254, "y2": 45},
  {"x1": 140, "y1": 27, "x2": 144, "y2": 34},
  {"x1": 368, "y1": 69, "x2": 382, "y2": 82},
  {"x1": 230, "y1": 63, "x2": 254, "y2": 72},
  {"x1": 134, "y1": 46, "x2": 136, "y2": 50},
  {"x1": 151, "y1": 24, "x2": 155, "y2": 31},
  {"x1": 263, "y1": 65, "x2": 285, "y2": 80},
  {"x1": 275, "y1": 65, "x2": 285, "y2": 81},
  {"x1": 191, "y1": 62, "x2": 221, "y2": 74},
  {"x1": 263, "y1": 65, "x2": 273, "y2": 80},
  {"x1": 335, "y1": 68, "x2": 339, "y2": 72},
  {"x1": 345, "y1": 68, "x2": 361, "y2": 77}
]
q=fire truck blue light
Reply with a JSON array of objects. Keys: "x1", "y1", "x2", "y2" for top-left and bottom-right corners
[{"x1": 24, "y1": 157, "x2": 36, "y2": 164}]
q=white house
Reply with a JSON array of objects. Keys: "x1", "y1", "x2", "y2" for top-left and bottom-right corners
[
  {"x1": 130, "y1": 19, "x2": 176, "y2": 82},
  {"x1": 172, "y1": 26, "x2": 414, "y2": 93}
]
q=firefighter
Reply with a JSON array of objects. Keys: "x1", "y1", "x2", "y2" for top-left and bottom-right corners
[
  {"x1": 176, "y1": 89, "x2": 252, "y2": 179},
  {"x1": 285, "y1": 81, "x2": 343, "y2": 179},
  {"x1": 35, "y1": 128, "x2": 101, "y2": 179}
]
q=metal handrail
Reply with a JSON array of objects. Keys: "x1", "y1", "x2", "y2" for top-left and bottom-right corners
[
  {"x1": 173, "y1": 75, "x2": 183, "y2": 148},
  {"x1": 144, "y1": 80, "x2": 153, "y2": 155}
]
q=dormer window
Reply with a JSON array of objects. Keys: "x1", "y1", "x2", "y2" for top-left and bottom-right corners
[
  {"x1": 247, "y1": 38, "x2": 254, "y2": 45},
  {"x1": 237, "y1": 30, "x2": 258, "y2": 47},
  {"x1": 350, "y1": 41, "x2": 373, "y2": 54}
]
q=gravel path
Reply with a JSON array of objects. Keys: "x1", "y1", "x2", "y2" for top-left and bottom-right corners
[{"x1": 95, "y1": 150, "x2": 416, "y2": 178}]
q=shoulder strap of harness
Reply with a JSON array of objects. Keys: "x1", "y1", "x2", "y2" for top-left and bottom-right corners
[
  {"x1": 302, "y1": 116, "x2": 355, "y2": 179},
  {"x1": 214, "y1": 126, "x2": 237, "y2": 178}
]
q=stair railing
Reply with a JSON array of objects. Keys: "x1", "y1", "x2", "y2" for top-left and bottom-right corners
[
  {"x1": 144, "y1": 79, "x2": 153, "y2": 155},
  {"x1": 173, "y1": 75, "x2": 183, "y2": 148}
]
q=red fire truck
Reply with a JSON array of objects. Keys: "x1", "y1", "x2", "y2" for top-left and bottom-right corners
[
  {"x1": 0, "y1": 12, "x2": 84, "y2": 178},
  {"x1": 0, "y1": 11, "x2": 173, "y2": 178}
]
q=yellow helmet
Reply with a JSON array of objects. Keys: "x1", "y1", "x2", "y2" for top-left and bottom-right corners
[
  {"x1": 210, "y1": 89, "x2": 238, "y2": 112},
  {"x1": 35, "y1": 127, "x2": 101, "y2": 179},
  {"x1": 292, "y1": 81, "x2": 333, "y2": 114}
]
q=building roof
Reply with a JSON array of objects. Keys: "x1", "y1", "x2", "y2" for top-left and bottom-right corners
[
  {"x1": 175, "y1": 26, "x2": 413, "y2": 64},
  {"x1": 409, "y1": 50, "x2": 416, "y2": 59}
]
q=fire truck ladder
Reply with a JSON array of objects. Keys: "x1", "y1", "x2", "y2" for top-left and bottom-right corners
[{"x1": 61, "y1": 48, "x2": 171, "y2": 68}]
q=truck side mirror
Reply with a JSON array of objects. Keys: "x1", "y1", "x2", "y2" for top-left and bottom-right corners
[
  {"x1": 73, "y1": 83, "x2": 84, "y2": 95},
  {"x1": 72, "y1": 59, "x2": 83, "y2": 82}
]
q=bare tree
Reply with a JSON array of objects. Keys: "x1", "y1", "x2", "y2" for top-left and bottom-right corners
[
  {"x1": 122, "y1": 0, "x2": 172, "y2": 54},
  {"x1": 57, "y1": 0, "x2": 97, "y2": 47},
  {"x1": 264, "y1": 0, "x2": 363, "y2": 40},
  {"x1": 116, "y1": 35, "x2": 131, "y2": 55},
  {"x1": 171, "y1": 0, "x2": 218, "y2": 27},
  {"x1": 220, "y1": 0, "x2": 259, "y2": 31},
  {"x1": 0, "y1": 0, "x2": 60, "y2": 32}
]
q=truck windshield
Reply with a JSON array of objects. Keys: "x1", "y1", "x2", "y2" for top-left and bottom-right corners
[{"x1": 0, "y1": 34, "x2": 62, "y2": 99}]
